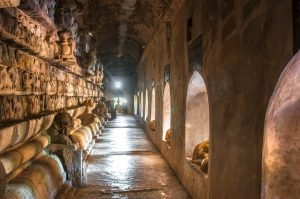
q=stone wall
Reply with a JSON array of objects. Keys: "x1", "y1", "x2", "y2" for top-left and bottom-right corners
[
  {"x1": 0, "y1": 5, "x2": 103, "y2": 125},
  {"x1": 0, "y1": 2, "x2": 105, "y2": 198},
  {"x1": 136, "y1": 0, "x2": 293, "y2": 198}
]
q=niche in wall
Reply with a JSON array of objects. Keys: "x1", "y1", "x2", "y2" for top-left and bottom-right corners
[
  {"x1": 134, "y1": 95, "x2": 137, "y2": 115},
  {"x1": 162, "y1": 82, "x2": 171, "y2": 145},
  {"x1": 262, "y1": 52, "x2": 300, "y2": 198},
  {"x1": 149, "y1": 87, "x2": 156, "y2": 131},
  {"x1": 185, "y1": 71, "x2": 209, "y2": 174},
  {"x1": 145, "y1": 89, "x2": 149, "y2": 121},
  {"x1": 149, "y1": 87, "x2": 155, "y2": 131},
  {"x1": 140, "y1": 91, "x2": 144, "y2": 117},
  {"x1": 151, "y1": 87, "x2": 156, "y2": 121}
]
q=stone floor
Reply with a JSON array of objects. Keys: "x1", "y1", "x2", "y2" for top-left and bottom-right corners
[{"x1": 74, "y1": 115, "x2": 190, "y2": 199}]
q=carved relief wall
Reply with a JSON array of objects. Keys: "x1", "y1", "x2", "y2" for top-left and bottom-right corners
[
  {"x1": 0, "y1": 6, "x2": 103, "y2": 125},
  {"x1": 0, "y1": 2, "x2": 105, "y2": 198}
]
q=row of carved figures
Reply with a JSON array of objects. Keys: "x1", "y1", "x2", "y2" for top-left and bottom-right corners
[
  {"x1": 0, "y1": 95, "x2": 95, "y2": 122},
  {"x1": 0, "y1": 8, "x2": 78, "y2": 63},
  {"x1": 0, "y1": 65, "x2": 99, "y2": 96},
  {"x1": 0, "y1": 41, "x2": 94, "y2": 86}
]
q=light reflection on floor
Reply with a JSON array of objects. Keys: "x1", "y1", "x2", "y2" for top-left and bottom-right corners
[{"x1": 74, "y1": 115, "x2": 190, "y2": 199}]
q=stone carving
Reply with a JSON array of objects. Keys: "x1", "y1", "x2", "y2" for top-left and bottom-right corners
[
  {"x1": 0, "y1": 0, "x2": 20, "y2": 8},
  {"x1": 192, "y1": 140, "x2": 209, "y2": 173},
  {"x1": 0, "y1": 66, "x2": 12, "y2": 90},
  {"x1": 165, "y1": 128, "x2": 171, "y2": 146},
  {"x1": 0, "y1": 43, "x2": 10, "y2": 66},
  {"x1": 0, "y1": 40, "x2": 102, "y2": 122},
  {"x1": 28, "y1": 96, "x2": 41, "y2": 115},
  {"x1": 1, "y1": 97, "x2": 11, "y2": 120},
  {"x1": 57, "y1": 30, "x2": 76, "y2": 62},
  {"x1": 93, "y1": 100, "x2": 109, "y2": 122},
  {"x1": 0, "y1": 96, "x2": 24, "y2": 120},
  {"x1": 80, "y1": 50, "x2": 97, "y2": 70},
  {"x1": 149, "y1": 120, "x2": 156, "y2": 131},
  {"x1": 13, "y1": 96, "x2": 23, "y2": 119},
  {"x1": 8, "y1": 46, "x2": 17, "y2": 67},
  {"x1": 22, "y1": 71, "x2": 32, "y2": 91},
  {"x1": 47, "y1": 111, "x2": 74, "y2": 145},
  {"x1": 33, "y1": 73, "x2": 41, "y2": 92},
  {"x1": 7, "y1": 67, "x2": 20, "y2": 90}
]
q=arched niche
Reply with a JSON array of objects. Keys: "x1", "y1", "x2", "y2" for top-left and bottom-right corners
[
  {"x1": 134, "y1": 95, "x2": 137, "y2": 115},
  {"x1": 140, "y1": 91, "x2": 144, "y2": 117},
  {"x1": 185, "y1": 71, "x2": 209, "y2": 158},
  {"x1": 151, "y1": 87, "x2": 156, "y2": 121},
  {"x1": 145, "y1": 90, "x2": 149, "y2": 121},
  {"x1": 262, "y1": 52, "x2": 300, "y2": 198},
  {"x1": 162, "y1": 83, "x2": 171, "y2": 141},
  {"x1": 149, "y1": 87, "x2": 156, "y2": 131}
]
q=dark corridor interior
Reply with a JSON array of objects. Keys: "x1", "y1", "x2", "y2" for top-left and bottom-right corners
[{"x1": 0, "y1": 1, "x2": 299, "y2": 199}]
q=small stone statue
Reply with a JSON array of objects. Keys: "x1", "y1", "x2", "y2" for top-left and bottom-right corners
[
  {"x1": 7, "y1": 67, "x2": 20, "y2": 90},
  {"x1": 47, "y1": 111, "x2": 74, "y2": 145},
  {"x1": 57, "y1": 30, "x2": 76, "y2": 62},
  {"x1": 22, "y1": 71, "x2": 32, "y2": 91},
  {"x1": 165, "y1": 128, "x2": 171, "y2": 146},
  {"x1": 0, "y1": 66, "x2": 13, "y2": 90},
  {"x1": 192, "y1": 140, "x2": 209, "y2": 173}
]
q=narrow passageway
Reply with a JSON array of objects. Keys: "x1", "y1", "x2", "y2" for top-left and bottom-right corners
[{"x1": 74, "y1": 115, "x2": 190, "y2": 199}]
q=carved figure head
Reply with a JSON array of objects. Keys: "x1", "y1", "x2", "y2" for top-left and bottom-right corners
[{"x1": 53, "y1": 111, "x2": 74, "y2": 135}]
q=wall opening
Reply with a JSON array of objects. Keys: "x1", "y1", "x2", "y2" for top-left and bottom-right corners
[
  {"x1": 140, "y1": 91, "x2": 144, "y2": 117},
  {"x1": 145, "y1": 90, "x2": 149, "y2": 121},
  {"x1": 185, "y1": 71, "x2": 209, "y2": 174},
  {"x1": 262, "y1": 52, "x2": 300, "y2": 198},
  {"x1": 149, "y1": 87, "x2": 156, "y2": 131},
  {"x1": 162, "y1": 83, "x2": 171, "y2": 145},
  {"x1": 133, "y1": 95, "x2": 137, "y2": 115}
]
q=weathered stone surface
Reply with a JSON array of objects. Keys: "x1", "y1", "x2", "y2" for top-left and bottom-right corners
[
  {"x1": 262, "y1": 51, "x2": 300, "y2": 199},
  {"x1": 0, "y1": 0, "x2": 20, "y2": 8},
  {"x1": 136, "y1": 0, "x2": 293, "y2": 199},
  {"x1": 63, "y1": 149, "x2": 86, "y2": 188},
  {"x1": 4, "y1": 154, "x2": 66, "y2": 199}
]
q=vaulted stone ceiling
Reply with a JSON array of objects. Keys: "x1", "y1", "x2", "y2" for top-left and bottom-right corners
[{"x1": 84, "y1": 0, "x2": 170, "y2": 76}]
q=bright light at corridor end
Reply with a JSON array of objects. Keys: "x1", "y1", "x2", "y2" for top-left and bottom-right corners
[{"x1": 115, "y1": 81, "x2": 121, "y2": 89}]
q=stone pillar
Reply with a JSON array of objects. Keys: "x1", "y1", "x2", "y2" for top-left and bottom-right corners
[{"x1": 63, "y1": 149, "x2": 86, "y2": 187}]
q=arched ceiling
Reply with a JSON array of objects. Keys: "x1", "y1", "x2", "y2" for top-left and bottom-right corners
[{"x1": 84, "y1": 0, "x2": 170, "y2": 76}]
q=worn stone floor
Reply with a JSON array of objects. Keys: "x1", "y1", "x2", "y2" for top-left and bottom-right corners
[{"x1": 74, "y1": 115, "x2": 190, "y2": 199}]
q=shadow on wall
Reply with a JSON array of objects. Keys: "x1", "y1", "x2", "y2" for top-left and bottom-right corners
[{"x1": 262, "y1": 51, "x2": 300, "y2": 198}]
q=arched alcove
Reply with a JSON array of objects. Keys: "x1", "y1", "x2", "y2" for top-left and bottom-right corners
[
  {"x1": 145, "y1": 90, "x2": 149, "y2": 121},
  {"x1": 262, "y1": 52, "x2": 300, "y2": 198},
  {"x1": 151, "y1": 88, "x2": 156, "y2": 121},
  {"x1": 140, "y1": 91, "x2": 144, "y2": 117},
  {"x1": 134, "y1": 95, "x2": 137, "y2": 115},
  {"x1": 149, "y1": 87, "x2": 156, "y2": 131},
  {"x1": 185, "y1": 71, "x2": 209, "y2": 157},
  {"x1": 162, "y1": 83, "x2": 171, "y2": 142}
]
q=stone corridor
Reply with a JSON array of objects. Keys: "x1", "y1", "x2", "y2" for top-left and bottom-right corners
[
  {"x1": 0, "y1": 1, "x2": 298, "y2": 198},
  {"x1": 74, "y1": 115, "x2": 190, "y2": 199}
]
